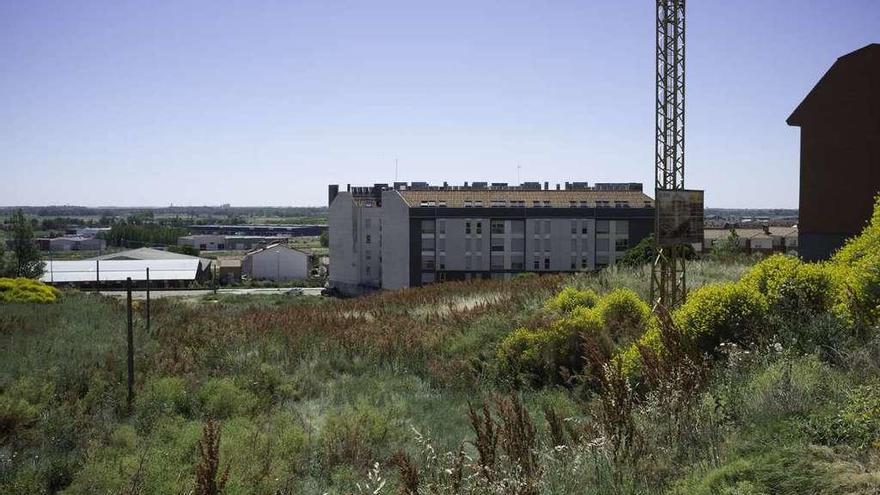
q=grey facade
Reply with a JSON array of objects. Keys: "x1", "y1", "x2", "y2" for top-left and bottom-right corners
[{"x1": 329, "y1": 182, "x2": 655, "y2": 296}]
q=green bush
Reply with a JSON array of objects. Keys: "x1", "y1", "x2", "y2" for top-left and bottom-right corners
[
  {"x1": 198, "y1": 378, "x2": 256, "y2": 419},
  {"x1": 673, "y1": 282, "x2": 769, "y2": 354},
  {"x1": 0, "y1": 277, "x2": 59, "y2": 303},
  {"x1": 321, "y1": 403, "x2": 390, "y2": 470},
  {"x1": 741, "y1": 254, "x2": 837, "y2": 317},
  {"x1": 807, "y1": 383, "x2": 880, "y2": 449},
  {"x1": 594, "y1": 288, "x2": 652, "y2": 345},
  {"x1": 499, "y1": 289, "x2": 653, "y2": 386},
  {"x1": 830, "y1": 196, "x2": 880, "y2": 326},
  {"x1": 544, "y1": 286, "x2": 599, "y2": 314},
  {"x1": 135, "y1": 376, "x2": 191, "y2": 428}
]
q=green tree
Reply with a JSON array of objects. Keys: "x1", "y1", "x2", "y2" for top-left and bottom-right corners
[
  {"x1": 10, "y1": 209, "x2": 44, "y2": 278},
  {"x1": 319, "y1": 230, "x2": 329, "y2": 248}
]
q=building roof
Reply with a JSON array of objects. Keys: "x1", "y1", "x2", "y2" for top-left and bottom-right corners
[
  {"x1": 41, "y1": 259, "x2": 201, "y2": 283},
  {"x1": 89, "y1": 247, "x2": 211, "y2": 270},
  {"x1": 787, "y1": 43, "x2": 880, "y2": 126},
  {"x1": 396, "y1": 189, "x2": 654, "y2": 208},
  {"x1": 244, "y1": 243, "x2": 308, "y2": 257}
]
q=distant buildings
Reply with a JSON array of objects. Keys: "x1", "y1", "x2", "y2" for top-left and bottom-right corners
[
  {"x1": 328, "y1": 181, "x2": 654, "y2": 296},
  {"x1": 46, "y1": 236, "x2": 106, "y2": 252},
  {"x1": 177, "y1": 234, "x2": 292, "y2": 251},
  {"x1": 787, "y1": 43, "x2": 880, "y2": 260},
  {"x1": 241, "y1": 244, "x2": 309, "y2": 281},
  {"x1": 702, "y1": 226, "x2": 798, "y2": 255}
]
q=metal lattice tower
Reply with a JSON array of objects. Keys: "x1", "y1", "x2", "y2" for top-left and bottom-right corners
[{"x1": 651, "y1": 0, "x2": 687, "y2": 310}]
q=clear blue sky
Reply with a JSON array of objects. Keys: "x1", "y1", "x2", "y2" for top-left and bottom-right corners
[{"x1": 2, "y1": 1, "x2": 877, "y2": 208}]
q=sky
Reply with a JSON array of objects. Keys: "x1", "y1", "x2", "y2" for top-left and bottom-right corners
[{"x1": 1, "y1": 1, "x2": 878, "y2": 208}]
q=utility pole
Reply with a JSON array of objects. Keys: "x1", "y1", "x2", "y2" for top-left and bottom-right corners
[{"x1": 651, "y1": 0, "x2": 690, "y2": 310}]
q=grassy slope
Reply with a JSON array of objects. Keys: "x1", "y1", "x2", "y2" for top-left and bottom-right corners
[{"x1": 1, "y1": 258, "x2": 878, "y2": 494}]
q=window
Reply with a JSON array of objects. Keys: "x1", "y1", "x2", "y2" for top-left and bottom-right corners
[
  {"x1": 464, "y1": 200, "x2": 473, "y2": 208},
  {"x1": 543, "y1": 238, "x2": 551, "y2": 252},
  {"x1": 491, "y1": 200, "x2": 506, "y2": 208},
  {"x1": 511, "y1": 238, "x2": 524, "y2": 252},
  {"x1": 422, "y1": 237, "x2": 435, "y2": 251},
  {"x1": 571, "y1": 260, "x2": 576, "y2": 270},
  {"x1": 571, "y1": 220, "x2": 577, "y2": 234},
  {"x1": 422, "y1": 255, "x2": 435, "y2": 270},
  {"x1": 510, "y1": 220, "x2": 524, "y2": 234},
  {"x1": 615, "y1": 238, "x2": 629, "y2": 251},
  {"x1": 533, "y1": 259, "x2": 540, "y2": 270},
  {"x1": 438, "y1": 220, "x2": 446, "y2": 234},
  {"x1": 490, "y1": 255, "x2": 504, "y2": 270},
  {"x1": 365, "y1": 249, "x2": 372, "y2": 260},
  {"x1": 543, "y1": 220, "x2": 551, "y2": 233},
  {"x1": 439, "y1": 201, "x2": 447, "y2": 207},
  {"x1": 544, "y1": 258, "x2": 550, "y2": 270},
  {"x1": 581, "y1": 225, "x2": 588, "y2": 235},
  {"x1": 366, "y1": 266, "x2": 371, "y2": 276},
  {"x1": 465, "y1": 238, "x2": 472, "y2": 251},
  {"x1": 571, "y1": 239, "x2": 577, "y2": 251},
  {"x1": 569, "y1": 201, "x2": 577, "y2": 208},
  {"x1": 491, "y1": 238, "x2": 505, "y2": 252},
  {"x1": 218, "y1": 244, "x2": 225, "y2": 250},
  {"x1": 597, "y1": 238, "x2": 610, "y2": 251},
  {"x1": 200, "y1": 244, "x2": 207, "y2": 250},
  {"x1": 420, "y1": 201, "x2": 429, "y2": 207},
  {"x1": 596, "y1": 220, "x2": 610, "y2": 234},
  {"x1": 491, "y1": 220, "x2": 505, "y2": 234},
  {"x1": 476, "y1": 222, "x2": 482, "y2": 235},
  {"x1": 438, "y1": 238, "x2": 446, "y2": 251},
  {"x1": 465, "y1": 221, "x2": 472, "y2": 234},
  {"x1": 581, "y1": 258, "x2": 589, "y2": 270},
  {"x1": 474, "y1": 238, "x2": 483, "y2": 251},
  {"x1": 421, "y1": 220, "x2": 435, "y2": 233},
  {"x1": 580, "y1": 201, "x2": 589, "y2": 208},
  {"x1": 365, "y1": 218, "x2": 372, "y2": 229},
  {"x1": 511, "y1": 255, "x2": 524, "y2": 270},
  {"x1": 532, "y1": 201, "x2": 541, "y2": 207},
  {"x1": 542, "y1": 200, "x2": 551, "y2": 207},
  {"x1": 366, "y1": 234, "x2": 371, "y2": 244},
  {"x1": 474, "y1": 200, "x2": 483, "y2": 207},
  {"x1": 614, "y1": 201, "x2": 629, "y2": 208},
  {"x1": 465, "y1": 256, "x2": 472, "y2": 269}
]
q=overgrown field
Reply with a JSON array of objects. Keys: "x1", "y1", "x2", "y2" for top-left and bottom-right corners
[{"x1": 2, "y1": 204, "x2": 880, "y2": 493}]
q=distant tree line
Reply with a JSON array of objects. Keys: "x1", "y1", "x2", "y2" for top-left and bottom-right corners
[
  {"x1": 0, "y1": 209, "x2": 44, "y2": 278},
  {"x1": 100, "y1": 223, "x2": 189, "y2": 248}
]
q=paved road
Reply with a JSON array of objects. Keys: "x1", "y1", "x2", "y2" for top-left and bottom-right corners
[{"x1": 99, "y1": 287, "x2": 324, "y2": 300}]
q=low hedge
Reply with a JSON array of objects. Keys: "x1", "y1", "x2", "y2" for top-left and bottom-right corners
[{"x1": 0, "y1": 277, "x2": 60, "y2": 303}]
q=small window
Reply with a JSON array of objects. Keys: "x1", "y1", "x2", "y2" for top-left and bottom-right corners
[
  {"x1": 596, "y1": 220, "x2": 610, "y2": 234},
  {"x1": 491, "y1": 200, "x2": 506, "y2": 208},
  {"x1": 474, "y1": 200, "x2": 483, "y2": 207},
  {"x1": 465, "y1": 221, "x2": 472, "y2": 234},
  {"x1": 365, "y1": 234, "x2": 371, "y2": 244},
  {"x1": 532, "y1": 201, "x2": 541, "y2": 207},
  {"x1": 580, "y1": 201, "x2": 589, "y2": 208},
  {"x1": 464, "y1": 200, "x2": 473, "y2": 208},
  {"x1": 542, "y1": 200, "x2": 551, "y2": 207},
  {"x1": 438, "y1": 201, "x2": 447, "y2": 207},
  {"x1": 365, "y1": 249, "x2": 372, "y2": 260},
  {"x1": 544, "y1": 258, "x2": 550, "y2": 270},
  {"x1": 581, "y1": 258, "x2": 588, "y2": 270},
  {"x1": 491, "y1": 220, "x2": 505, "y2": 234},
  {"x1": 421, "y1": 220, "x2": 435, "y2": 233},
  {"x1": 571, "y1": 220, "x2": 577, "y2": 234},
  {"x1": 533, "y1": 259, "x2": 540, "y2": 270},
  {"x1": 615, "y1": 238, "x2": 629, "y2": 251},
  {"x1": 438, "y1": 220, "x2": 446, "y2": 234},
  {"x1": 476, "y1": 222, "x2": 482, "y2": 235},
  {"x1": 581, "y1": 226, "x2": 588, "y2": 235},
  {"x1": 366, "y1": 266, "x2": 371, "y2": 276},
  {"x1": 569, "y1": 201, "x2": 577, "y2": 208}
]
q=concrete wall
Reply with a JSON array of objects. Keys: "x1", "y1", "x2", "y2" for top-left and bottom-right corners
[
  {"x1": 243, "y1": 246, "x2": 308, "y2": 281},
  {"x1": 380, "y1": 191, "x2": 410, "y2": 290}
]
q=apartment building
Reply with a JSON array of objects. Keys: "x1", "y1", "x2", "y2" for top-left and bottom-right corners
[{"x1": 328, "y1": 181, "x2": 654, "y2": 296}]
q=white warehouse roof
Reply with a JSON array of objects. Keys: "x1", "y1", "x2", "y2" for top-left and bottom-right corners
[{"x1": 41, "y1": 259, "x2": 201, "y2": 284}]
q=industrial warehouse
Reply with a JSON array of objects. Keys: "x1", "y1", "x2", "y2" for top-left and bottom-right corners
[{"x1": 328, "y1": 181, "x2": 654, "y2": 296}]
